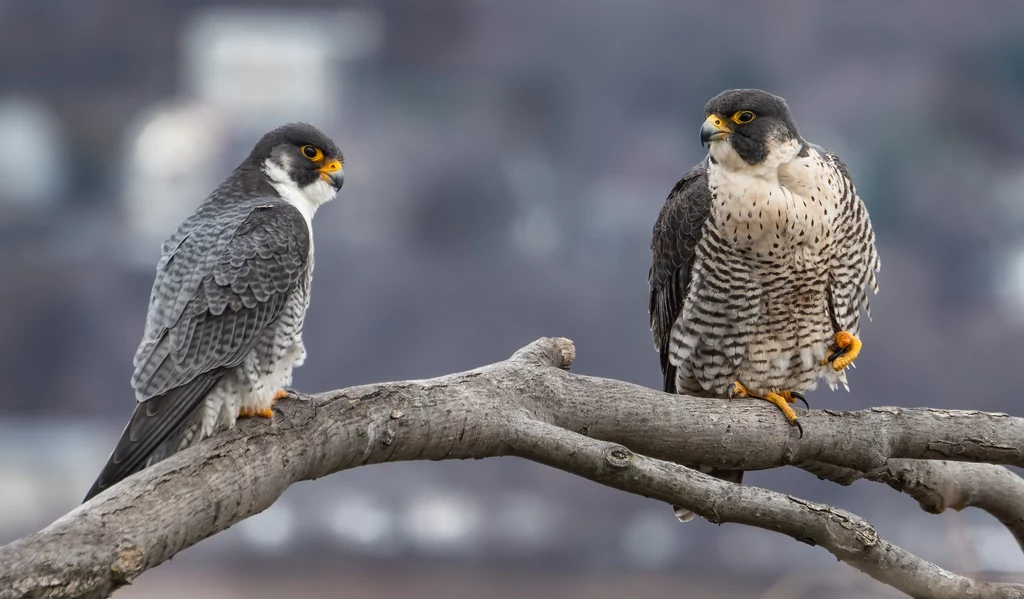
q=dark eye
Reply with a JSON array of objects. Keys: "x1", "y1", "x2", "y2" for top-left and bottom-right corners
[
  {"x1": 732, "y1": 111, "x2": 756, "y2": 124},
  {"x1": 301, "y1": 145, "x2": 322, "y2": 160}
]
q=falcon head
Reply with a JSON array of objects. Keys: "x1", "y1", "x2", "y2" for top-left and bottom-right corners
[
  {"x1": 248, "y1": 122, "x2": 345, "y2": 211},
  {"x1": 700, "y1": 89, "x2": 801, "y2": 169}
]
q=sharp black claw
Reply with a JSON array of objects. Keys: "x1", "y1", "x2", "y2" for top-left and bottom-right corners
[
  {"x1": 791, "y1": 391, "x2": 809, "y2": 409},
  {"x1": 827, "y1": 347, "x2": 845, "y2": 364},
  {"x1": 272, "y1": 405, "x2": 286, "y2": 418},
  {"x1": 282, "y1": 387, "x2": 302, "y2": 401},
  {"x1": 793, "y1": 419, "x2": 803, "y2": 439}
]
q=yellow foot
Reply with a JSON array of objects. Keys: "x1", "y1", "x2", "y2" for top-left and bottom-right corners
[
  {"x1": 730, "y1": 381, "x2": 750, "y2": 398},
  {"x1": 239, "y1": 405, "x2": 276, "y2": 419},
  {"x1": 827, "y1": 331, "x2": 862, "y2": 372},
  {"x1": 732, "y1": 382, "x2": 806, "y2": 406},
  {"x1": 272, "y1": 387, "x2": 301, "y2": 403},
  {"x1": 780, "y1": 390, "x2": 809, "y2": 409},
  {"x1": 239, "y1": 389, "x2": 298, "y2": 419},
  {"x1": 730, "y1": 381, "x2": 804, "y2": 438}
]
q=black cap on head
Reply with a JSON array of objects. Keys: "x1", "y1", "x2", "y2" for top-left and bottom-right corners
[
  {"x1": 705, "y1": 89, "x2": 792, "y2": 123},
  {"x1": 247, "y1": 122, "x2": 343, "y2": 164},
  {"x1": 239, "y1": 122, "x2": 345, "y2": 191},
  {"x1": 702, "y1": 89, "x2": 800, "y2": 165}
]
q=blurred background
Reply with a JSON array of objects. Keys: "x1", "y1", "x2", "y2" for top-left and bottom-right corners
[{"x1": 2, "y1": 0, "x2": 1024, "y2": 597}]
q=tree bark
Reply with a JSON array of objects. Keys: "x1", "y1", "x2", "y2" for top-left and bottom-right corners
[
  {"x1": 799, "y1": 459, "x2": 1024, "y2": 551},
  {"x1": 1, "y1": 338, "x2": 1022, "y2": 599}
]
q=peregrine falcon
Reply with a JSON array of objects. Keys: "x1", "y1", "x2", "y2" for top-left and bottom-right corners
[
  {"x1": 648, "y1": 89, "x2": 880, "y2": 521},
  {"x1": 84, "y1": 123, "x2": 344, "y2": 502}
]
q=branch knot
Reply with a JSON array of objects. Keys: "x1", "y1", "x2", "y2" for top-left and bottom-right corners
[
  {"x1": 509, "y1": 337, "x2": 576, "y2": 370},
  {"x1": 605, "y1": 446, "x2": 634, "y2": 470},
  {"x1": 112, "y1": 542, "x2": 144, "y2": 582}
]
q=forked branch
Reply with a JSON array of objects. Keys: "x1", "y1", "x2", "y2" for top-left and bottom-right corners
[{"x1": 1, "y1": 338, "x2": 1022, "y2": 599}]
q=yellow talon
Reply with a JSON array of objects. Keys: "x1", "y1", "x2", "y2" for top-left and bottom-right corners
[
  {"x1": 239, "y1": 405, "x2": 276, "y2": 419},
  {"x1": 780, "y1": 390, "x2": 809, "y2": 409},
  {"x1": 763, "y1": 392, "x2": 800, "y2": 426},
  {"x1": 828, "y1": 331, "x2": 862, "y2": 371},
  {"x1": 730, "y1": 381, "x2": 804, "y2": 437},
  {"x1": 239, "y1": 389, "x2": 294, "y2": 419}
]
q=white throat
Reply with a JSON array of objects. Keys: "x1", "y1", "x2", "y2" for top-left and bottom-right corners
[
  {"x1": 708, "y1": 136, "x2": 803, "y2": 182},
  {"x1": 263, "y1": 157, "x2": 338, "y2": 227}
]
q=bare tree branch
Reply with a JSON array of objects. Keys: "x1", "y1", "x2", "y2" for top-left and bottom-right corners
[
  {"x1": 800, "y1": 459, "x2": 1024, "y2": 551},
  {"x1": 514, "y1": 419, "x2": 1024, "y2": 599},
  {"x1": 1, "y1": 338, "x2": 1022, "y2": 599},
  {"x1": 530, "y1": 377, "x2": 1024, "y2": 473}
]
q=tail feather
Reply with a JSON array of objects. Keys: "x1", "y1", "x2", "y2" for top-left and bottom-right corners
[
  {"x1": 660, "y1": 347, "x2": 676, "y2": 394},
  {"x1": 83, "y1": 372, "x2": 222, "y2": 503}
]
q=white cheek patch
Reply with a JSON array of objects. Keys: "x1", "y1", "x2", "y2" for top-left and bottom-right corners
[
  {"x1": 709, "y1": 140, "x2": 749, "y2": 172},
  {"x1": 710, "y1": 135, "x2": 803, "y2": 177},
  {"x1": 263, "y1": 157, "x2": 338, "y2": 227}
]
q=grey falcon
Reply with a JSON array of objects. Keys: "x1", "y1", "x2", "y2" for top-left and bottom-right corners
[
  {"x1": 648, "y1": 89, "x2": 880, "y2": 521},
  {"x1": 84, "y1": 122, "x2": 344, "y2": 502}
]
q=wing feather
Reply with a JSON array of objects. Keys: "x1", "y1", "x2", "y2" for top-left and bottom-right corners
[
  {"x1": 822, "y1": 150, "x2": 880, "y2": 336},
  {"x1": 84, "y1": 200, "x2": 311, "y2": 502},
  {"x1": 648, "y1": 160, "x2": 713, "y2": 393}
]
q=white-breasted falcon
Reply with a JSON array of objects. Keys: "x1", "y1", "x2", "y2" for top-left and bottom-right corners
[
  {"x1": 84, "y1": 123, "x2": 344, "y2": 502},
  {"x1": 648, "y1": 89, "x2": 880, "y2": 521}
]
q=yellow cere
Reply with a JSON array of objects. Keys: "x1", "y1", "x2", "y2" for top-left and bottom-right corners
[
  {"x1": 320, "y1": 160, "x2": 342, "y2": 173},
  {"x1": 704, "y1": 114, "x2": 731, "y2": 132}
]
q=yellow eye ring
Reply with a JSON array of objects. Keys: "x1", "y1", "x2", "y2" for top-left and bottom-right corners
[
  {"x1": 301, "y1": 145, "x2": 323, "y2": 161},
  {"x1": 730, "y1": 111, "x2": 756, "y2": 125}
]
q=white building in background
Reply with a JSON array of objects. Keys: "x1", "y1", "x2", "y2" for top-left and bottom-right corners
[
  {"x1": 118, "y1": 6, "x2": 383, "y2": 262},
  {"x1": 119, "y1": 102, "x2": 225, "y2": 263},
  {"x1": 0, "y1": 95, "x2": 65, "y2": 214},
  {"x1": 179, "y1": 6, "x2": 383, "y2": 133}
]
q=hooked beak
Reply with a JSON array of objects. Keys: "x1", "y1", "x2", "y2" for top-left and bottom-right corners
[
  {"x1": 700, "y1": 114, "x2": 732, "y2": 147},
  {"x1": 319, "y1": 159, "x2": 344, "y2": 191}
]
